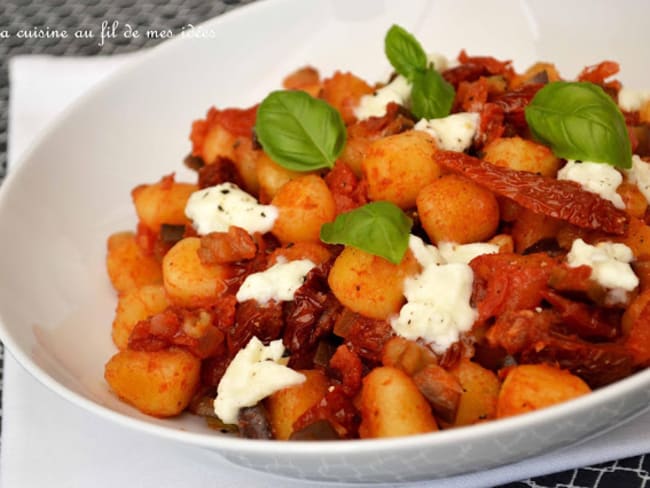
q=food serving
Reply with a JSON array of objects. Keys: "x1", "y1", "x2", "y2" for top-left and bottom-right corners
[{"x1": 104, "y1": 24, "x2": 650, "y2": 441}]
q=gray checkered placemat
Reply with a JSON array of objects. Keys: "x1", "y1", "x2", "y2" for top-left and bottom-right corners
[{"x1": 0, "y1": 2, "x2": 648, "y2": 487}]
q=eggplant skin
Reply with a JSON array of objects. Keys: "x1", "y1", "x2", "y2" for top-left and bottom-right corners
[{"x1": 238, "y1": 404, "x2": 273, "y2": 440}]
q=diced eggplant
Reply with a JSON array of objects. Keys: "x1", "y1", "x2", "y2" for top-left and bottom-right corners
[
  {"x1": 413, "y1": 364, "x2": 462, "y2": 424},
  {"x1": 160, "y1": 223, "x2": 186, "y2": 244},
  {"x1": 238, "y1": 404, "x2": 273, "y2": 440},
  {"x1": 289, "y1": 420, "x2": 340, "y2": 441},
  {"x1": 184, "y1": 153, "x2": 205, "y2": 171}
]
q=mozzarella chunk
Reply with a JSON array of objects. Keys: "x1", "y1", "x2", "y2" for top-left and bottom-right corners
[
  {"x1": 618, "y1": 88, "x2": 650, "y2": 112},
  {"x1": 426, "y1": 52, "x2": 451, "y2": 71},
  {"x1": 354, "y1": 75, "x2": 411, "y2": 120},
  {"x1": 185, "y1": 182, "x2": 278, "y2": 235},
  {"x1": 566, "y1": 238, "x2": 638, "y2": 299},
  {"x1": 626, "y1": 155, "x2": 650, "y2": 204},
  {"x1": 236, "y1": 258, "x2": 316, "y2": 305},
  {"x1": 353, "y1": 54, "x2": 450, "y2": 121},
  {"x1": 414, "y1": 112, "x2": 479, "y2": 152},
  {"x1": 390, "y1": 236, "x2": 495, "y2": 354},
  {"x1": 214, "y1": 337, "x2": 305, "y2": 425},
  {"x1": 557, "y1": 160, "x2": 625, "y2": 209}
]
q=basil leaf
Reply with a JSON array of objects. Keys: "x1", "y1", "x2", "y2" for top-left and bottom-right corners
[
  {"x1": 410, "y1": 67, "x2": 455, "y2": 120},
  {"x1": 320, "y1": 201, "x2": 413, "y2": 264},
  {"x1": 255, "y1": 90, "x2": 347, "y2": 171},
  {"x1": 525, "y1": 81, "x2": 632, "y2": 169},
  {"x1": 385, "y1": 24, "x2": 427, "y2": 80}
]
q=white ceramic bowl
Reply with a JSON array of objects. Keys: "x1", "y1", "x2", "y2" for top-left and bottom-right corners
[{"x1": 1, "y1": 0, "x2": 650, "y2": 482}]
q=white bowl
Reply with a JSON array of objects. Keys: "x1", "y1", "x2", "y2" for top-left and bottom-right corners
[{"x1": 1, "y1": 0, "x2": 650, "y2": 482}]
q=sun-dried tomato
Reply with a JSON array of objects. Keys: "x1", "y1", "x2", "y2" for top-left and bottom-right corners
[
  {"x1": 348, "y1": 102, "x2": 415, "y2": 140},
  {"x1": 443, "y1": 51, "x2": 514, "y2": 88},
  {"x1": 522, "y1": 340, "x2": 634, "y2": 388},
  {"x1": 128, "y1": 306, "x2": 228, "y2": 359},
  {"x1": 458, "y1": 50, "x2": 514, "y2": 78},
  {"x1": 228, "y1": 299, "x2": 284, "y2": 355},
  {"x1": 577, "y1": 61, "x2": 621, "y2": 95},
  {"x1": 486, "y1": 309, "x2": 635, "y2": 387},
  {"x1": 344, "y1": 314, "x2": 395, "y2": 365},
  {"x1": 209, "y1": 105, "x2": 258, "y2": 137},
  {"x1": 475, "y1": 103, "x2": 505, "y2": 148},
  {"x1": 128, "y1": 309, "x2": 179, "y2": 351},
  {"x1": 224, "y1": 233, "x2": 281, "y2": 294},
  {"x1": 471, "y1": 252, "x2": 557, "y2": 324},
  {"x1": 291, "y1": 386, "x2": 360, "y2": 439},
  {"x1": 455, "y1": 77, "x2": 489, "y2": 113},
  {"x1": 541, "y1": 290, "x2": 620, "y2": 340},
  {"x1": 434, "y1": 151, "x2": 629, "y2": 235},
  {"x1": 486, "y1": 309, "x2": 551, "y2": 355},
  {"x1": 211, "y1": 294, "x2": 238, "y2": 332},
  {"x1": 198, "y1": 226, "x2": 257, "y2": 265},
  {"x1": 444, "y1": 64, "x2": 489, "y2": 88},
  {"x1": 288, "y1": 344, "x2": 363, "y2": 439},
  {"x1": 324, "y1": 161, "x2": 369, "y2": 215},
  {"x1": 284, "y1": 262, "x2": 342, "y2": 369},
  {"x1": 329, "y1": 344, "x2": 363, "y2": 397},
  {"x1": 546, "y1": 263, "x2": 624, "y2": 306},
  {"x1": 492, "y1": 83, "x2": 543, "y2": 135},
  {"x1": 197, "y1": 157, "x2": 245, "y2": 189},
  {"x1": 200, "y1": 349, "x2": 231, "y2": 387},
  {"x1": 625, "y1": 301, "x2": 650, "y2": 366},
  {"x1": 492, "y1": 83, "x2": 542, "y2": 114},
  {"x1": 547, "y1": 263, "x2": 592, "y2": 292},
  {"x1": 469, "y1": 81, "x2": 539, "y2": 145}
]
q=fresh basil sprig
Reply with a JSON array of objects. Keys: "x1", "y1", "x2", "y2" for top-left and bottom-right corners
[
  {"x1": 385, "y1": 24, "x2": 428, "y2": 81},
  {"x1": 320, "y1": 201, "x2": 413, "y2": 264},
  {"x1": 525, "y1": 81, "x2": 632, "y2": 169},
  {"x1": 255, "y1": 90, "x2": 347, "y2": 171},
  {"x1": 384, "y1": 24, "x2": 455, "y2": 120},
  {"x1": 411, "y1": 68, "x2": 455, "y2": 120}
]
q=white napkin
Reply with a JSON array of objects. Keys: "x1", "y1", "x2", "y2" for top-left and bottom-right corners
[{"x1": 2, "y1": 53, "x2": 650, "y2": 488}]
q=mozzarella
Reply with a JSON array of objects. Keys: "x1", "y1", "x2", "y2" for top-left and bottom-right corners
[
  {"x1": 618, "y1": 88, "x2": 650, "y2": 112},
  {"x1": 566, "y1": 238, "x2": 638, "y2": 301},
  {"x1": 414, "y1": 112, "x2": 479, "y2": 152},
  {"x1": 213, "y1": 337, "x2": 305, "y2": 425},
  {"x1": 426, "y1": 52, "x2": 451, "y2": 71},
  {"x1": 390, "y1": 236, "x2": 495, "y2": 354},
  {"x1": 557, "y1": 160, "x2": 625, "y2": 209},
  {"x1": 354, "y1": 75, "x2": 411, "y2": 120},
  {"x1": 185, "y1": 182, "x2": 278, "y2": 235},
  {"x1": 236, "y1": 258, "x2": 316, "y2": 305},
  {"x1": 626, "y1": 155, "x2": 650, "y2": 204}
]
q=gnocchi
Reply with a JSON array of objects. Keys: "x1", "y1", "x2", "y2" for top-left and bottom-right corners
[{"x1": 104, "y1": 27, "x2": 650, "y2": 442}]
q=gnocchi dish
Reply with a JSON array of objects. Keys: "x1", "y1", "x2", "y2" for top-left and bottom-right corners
[{"x1": 104, "y1": 25, "x2": 650, "y2": 440}]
